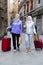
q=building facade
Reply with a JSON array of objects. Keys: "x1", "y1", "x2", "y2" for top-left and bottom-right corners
[
  {"x1": 0, "y1": 0, "x2": 8, "y2": 39},
  {"x1": 19, "y1": 0, "x2": 43, "y2": 34},
  {"x1": 8, "y1": 0, "x2": 19, "y2": 25},
  {"x1": 0, "y1": 0, "x2": 19, "y2": 39}
]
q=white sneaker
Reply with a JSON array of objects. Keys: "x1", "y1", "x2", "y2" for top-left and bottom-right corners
[{"x1": 13, "y1": 49, "x2": 16, "y2": 52}]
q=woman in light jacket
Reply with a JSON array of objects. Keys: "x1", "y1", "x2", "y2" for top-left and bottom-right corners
[
  {"x1": 10, "y1": 14, "x2": 22, "y2": 52},
  {"x1": 25, "y1": 16, "x2": 36, "y2": 53}
]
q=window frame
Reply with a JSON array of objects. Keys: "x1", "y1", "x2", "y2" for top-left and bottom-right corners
[{"x1": 38, "y1": 0, "x2": 40, "y2": 4}]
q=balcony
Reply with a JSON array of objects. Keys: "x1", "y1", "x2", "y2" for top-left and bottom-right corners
[
  {"x1": 29, "y1": 6, "x2": 43, "y2": 17},
  {"x1": 19, "y1": 0, "x2": 26, "y2": 11}
]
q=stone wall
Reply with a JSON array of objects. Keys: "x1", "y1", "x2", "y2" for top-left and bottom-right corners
[{"x1": 0, "y1": 0, "x2": 8, "y2": 39}]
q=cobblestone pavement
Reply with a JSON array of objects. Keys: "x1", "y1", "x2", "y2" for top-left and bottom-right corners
[{"x1": 0, "y1": 33, "x2": 43, "y2": 65}]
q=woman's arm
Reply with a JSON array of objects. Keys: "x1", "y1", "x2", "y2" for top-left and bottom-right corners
[
  {"x1": 33, "y1": 22, "x2": 36, "y2": 34},
  {"x1": 20, "y1": 21, "x2": 22, "y2": 34}
]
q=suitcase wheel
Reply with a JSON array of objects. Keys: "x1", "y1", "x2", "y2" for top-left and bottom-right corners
[{"x1": 41, "y1": 48, "x2": 42, "y2": 50}]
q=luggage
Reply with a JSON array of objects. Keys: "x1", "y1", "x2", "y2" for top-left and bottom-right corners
[
  {"x1": 2, "y1": 37, "x2": 11, "y2": 52},
  {"x1": 19, "y1": 36, "x2": 22, "y2": 44},
  {"x1": 34, "y1": 34, "x2": 39, "y2": 41},
  {"x1": 34, "y1": 39, "x2": 43, "y2": 50}
]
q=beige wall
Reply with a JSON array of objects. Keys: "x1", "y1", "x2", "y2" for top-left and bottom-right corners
[
  {"x1": 34, "y1": 0, "x2": 43, "y2": 9},
  {"x1": 14, "y1": 0, "x2": 18, "y2": 14},
  {"x1": 7, "y1": 0, "x2": 19, "y2": 24}
]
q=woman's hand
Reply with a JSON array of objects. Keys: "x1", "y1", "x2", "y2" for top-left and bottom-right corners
[{"x1": 23, "y1": 25, "x2": 26, "y2": 28}]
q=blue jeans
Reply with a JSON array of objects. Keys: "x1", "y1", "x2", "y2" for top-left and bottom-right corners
[{"x1": 25, "y1": 34, "x2": 33, "y2": 49}]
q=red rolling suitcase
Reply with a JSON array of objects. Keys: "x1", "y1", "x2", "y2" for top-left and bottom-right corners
[
  {"x1": 2, "y1": 37, "x2": 11, "y2": 52},
  {"x1": 34, "y1": 39, "x2": 43, "y2": 50}
]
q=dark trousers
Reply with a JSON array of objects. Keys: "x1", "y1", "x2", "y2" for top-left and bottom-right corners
[{"x1": 12, "y1": 33, "x2": 20, "y2": 49}]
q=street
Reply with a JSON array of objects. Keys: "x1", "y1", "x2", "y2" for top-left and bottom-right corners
[
  {"x1": 0, "y1": 0, "x2": 43, "y2": 65},
  {"x1": 0, "y1": 33, "x2": 43, "y2": 65}
]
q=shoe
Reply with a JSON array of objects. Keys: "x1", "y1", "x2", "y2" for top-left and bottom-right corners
[
  {"x1": 28, "y1": 48, "x2": 31, "y2": 52},
  {"x1": 26, "y1": 48, "x2": 31, "y2": 53},
  {"x1": 26, "y1": 48, "x2": 29, "y2": 53},
  {"x1": 26, "y1": 50, "x2": 29, "y2": 53},
  {"x1": 13, "y1": 49, "x2": 16, "y2": 52}
]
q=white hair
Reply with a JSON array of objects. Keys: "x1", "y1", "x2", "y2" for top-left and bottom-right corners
[
  {"x1": 16, "y1": 14, "x2": 20, "y2": 17},
  {"x1": 27, "y1": 16, "x2": 33, "y2": 21}
]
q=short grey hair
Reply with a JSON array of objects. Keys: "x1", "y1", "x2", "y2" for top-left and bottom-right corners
[{"x1": 16, "y1": 14, "x2": 20, "y2": 17}]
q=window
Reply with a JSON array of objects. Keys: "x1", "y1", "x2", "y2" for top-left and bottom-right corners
[
  {"x1": 27, "y1": 1, "x2": 29, "y2": 12},
  {"x1": 24, "y1": 5, "x2": 26, "y2": 14},
  {"x1": 30, "y1": 0, "x2": 33, "y2": 10},
  {"x1": 38, "y1": 0, "x2": 40, "y2": 4}
]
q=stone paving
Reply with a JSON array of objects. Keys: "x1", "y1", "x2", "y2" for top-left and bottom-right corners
[{"x1": 0, "y1": 33, "x2": 43, "y2": 65}]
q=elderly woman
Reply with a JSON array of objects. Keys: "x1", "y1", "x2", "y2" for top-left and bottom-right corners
[
  {"x1": 10, "y1": 14, "x2": 22, "y2": 52},
  {"x1": 25, "y1": 16, "x2": 36, "y2": 53}
]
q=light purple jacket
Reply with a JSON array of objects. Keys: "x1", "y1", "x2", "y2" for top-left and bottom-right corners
[{"x1": 10, "y1": 19, "x2": 22, "y2": 34}]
